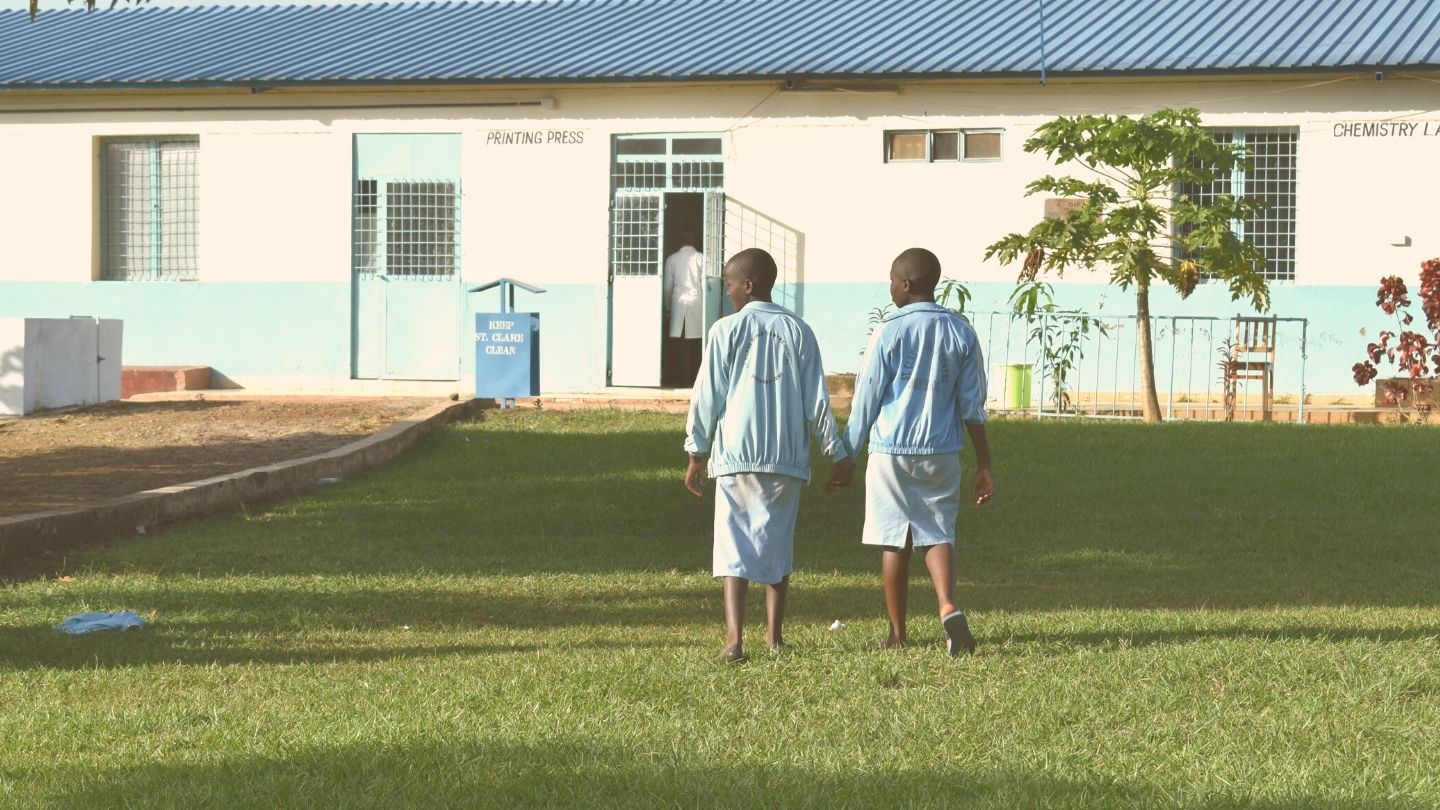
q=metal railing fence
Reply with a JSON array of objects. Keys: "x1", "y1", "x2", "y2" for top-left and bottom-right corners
[{"x1": 964, "y1": 310, "x2": 1310, "y2": 422}]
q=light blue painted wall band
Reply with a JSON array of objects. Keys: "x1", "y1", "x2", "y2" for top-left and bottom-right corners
[{"x1": 0, "y1": 280, "x2": 1377, "y2": 393}]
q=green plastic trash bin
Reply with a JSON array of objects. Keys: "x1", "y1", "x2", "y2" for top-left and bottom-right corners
[{"x1": 1003, "y1": 363, "x2": 1033, "y2": 409}]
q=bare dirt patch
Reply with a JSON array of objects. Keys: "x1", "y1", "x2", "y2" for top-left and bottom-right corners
[{"x1": 0, "y1": 397, "x2": 439, "y2": 519}]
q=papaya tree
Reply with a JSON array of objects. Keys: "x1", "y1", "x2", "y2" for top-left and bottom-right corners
[{"x1": 985, "y1": 107, "x2": 1272, "y2": 422}]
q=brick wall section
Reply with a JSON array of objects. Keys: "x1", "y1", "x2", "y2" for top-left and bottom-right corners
[{"x1": 122, "y1": 366, "x2": 212, "y2": 399}]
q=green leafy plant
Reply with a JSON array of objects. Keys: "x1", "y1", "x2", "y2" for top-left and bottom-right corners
[
  {"x1": 1217, "y1": 338, "x2": 1237, "y2": 422},
  {"x1": 985, "y1": 107, "x2": 1273, "y2": 422},
  {"x1": 1009, "y1": 281, "x2": 1104, "y2": 414},
  {"x1": 861, "y1": 304, "x2": 893, "y2": 355},
  {"x1": 936, "y1": 277, "x2": 973, "y2": 317},
  {"x1": 865, "y1": 305, "x2": 892, "y2": 330},
  {"x1": 863, "y1": 278, "x2": 972, "y2": 354}
]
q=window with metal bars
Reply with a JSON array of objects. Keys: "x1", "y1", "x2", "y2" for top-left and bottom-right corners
[
  {"x1": 100, "y1": 137, "x2": 199, "y2": 281},
  {"x1": 353, "y1": 179, "x2": 379, "y2": 277},
  {"x1": 351, "y1": 179, "x2": 458, "y2": 278},
  {"x1": 610, "y1": 195, "x2": 660, "y2": 277},
  {"x1": 1177, "y1": 129, "x2": 1298, "y2": 282},
  {"x1": 385, "y1": 181, "x2": 457, "y2": 277},
  {"x1": 671, "y1": 161, "x2": 724, "y2": 190},
  {"x1": 611, "y1": 134, "x2": 723, "y2": 192}
]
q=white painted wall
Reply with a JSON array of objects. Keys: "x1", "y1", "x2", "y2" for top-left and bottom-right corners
[
  {"x1": 461, "y1": 123, "x2": 610, "y2": 287},
  {"x1": 202, "y1": 130, "x2": 352, "y2": 283},
  {"x1": 1, "y1": 76, "x2": 1436, "y2": 396},
  {"x1": 0, "y1": 132, "x2": 93, "y2": 282},
  {"x1": 1, "y1": 76, "x2": 1435, "y2": 289}
]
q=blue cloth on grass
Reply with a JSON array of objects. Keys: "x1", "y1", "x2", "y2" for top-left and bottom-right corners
[{"x1": 54, "y1": 611, "x2": 147, "y2": 635}]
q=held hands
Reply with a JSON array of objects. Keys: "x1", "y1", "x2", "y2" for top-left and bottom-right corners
[
  {"x1": 825, "y1": 457, "x2": 855, "y2": 494},
  {"x1": 971, "y1": 468, "x2": 995, "y2": 506},
  {"x1": 684, "y1": 456, "x2": 708, "y2": 497}
]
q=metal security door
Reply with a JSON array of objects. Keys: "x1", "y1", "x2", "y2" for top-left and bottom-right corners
[
  {"x1": 381, "y1": 179, "x2": 460, "y2": 379},
  {"x1": 702, "y1": 191, "x2": 727, "y2": 335},
  {"x1": 352, "y1": 134, "x2": 462, "y2": 381},
  {"x1": 608, "y1": 193, "x2": 663, "y2": 387}
]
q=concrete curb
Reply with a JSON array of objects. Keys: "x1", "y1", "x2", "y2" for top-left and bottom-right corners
[{"x1": 0, "y1": 397, "x2": 485, "y2": 568}]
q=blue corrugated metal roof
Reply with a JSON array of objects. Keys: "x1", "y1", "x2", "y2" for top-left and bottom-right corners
[{"x1": 1, "y1": 0, "x2": 1438, "y2": 89}]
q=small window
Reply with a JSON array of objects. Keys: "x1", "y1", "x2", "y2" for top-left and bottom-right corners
[
  {"x1": 616, "y1": 138, "x2": 667, "y2": 155},
  {"x1": 612, "y1": 133, "x2": 725, "y2": 192},
  {"x1": 885, "y1": 129, "x2": 1003, "y2": 163},
  {"x1": 672, "y1": 137, "x2": 723, "y2": 155},
  {"x1": 886, "y1": 132, "x2": 928, "y2": 161},
  {"x1": 931, "y1": 131, "x2": 960, "y2": 161},
  {"x1": 964, "y1": 131, "x2": 1002, "y2": 159}
]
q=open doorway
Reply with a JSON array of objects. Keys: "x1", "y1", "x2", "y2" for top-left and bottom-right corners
[
  {"x1": 608, "y1": 133, "x2": 724, "y2": 389},
  {"x1": 661, "y1": 193, "x2": 704, "y2": 388}
]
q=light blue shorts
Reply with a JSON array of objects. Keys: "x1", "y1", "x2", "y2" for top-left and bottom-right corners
[
  {"x1": 862, "y1": 453, "x2": 962, "y2": 548},
  {"x1": 713, "y1": 472, "x2": 802, "y2": 585}
]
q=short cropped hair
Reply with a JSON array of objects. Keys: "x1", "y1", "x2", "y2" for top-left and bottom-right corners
[
  {"x1": 728, "y1": 248, "x2": 778, "y2": 291},
  {"x1": 892, "y1": 247, "x2": 941, "y2": 293}
]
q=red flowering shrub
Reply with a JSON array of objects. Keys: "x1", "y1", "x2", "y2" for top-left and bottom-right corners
[{"x1": 1354, "y1": 259, "x2": 1440, "y2": 420}]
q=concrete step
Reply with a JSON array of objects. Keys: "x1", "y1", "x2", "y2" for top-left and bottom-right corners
[{"x1": 121, "y1": 366, "x2": 211, "y2": 399}]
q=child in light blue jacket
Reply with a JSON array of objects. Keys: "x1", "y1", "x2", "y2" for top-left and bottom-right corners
[
  {"x1": 835, "y1": 247, "x2": 995, "y2": 655},
  {"x1": 685, "y1": 248, "x2": 852, "y2": 664}
]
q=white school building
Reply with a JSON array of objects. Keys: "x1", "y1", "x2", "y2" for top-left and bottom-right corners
[{"x1": 1, "y1": 0, "x2": 1437, "y2": 402}]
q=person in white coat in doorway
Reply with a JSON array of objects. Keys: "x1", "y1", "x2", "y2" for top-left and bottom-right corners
[{"x1": 663, "y1": 229, "x2": 705, "y2": 386}]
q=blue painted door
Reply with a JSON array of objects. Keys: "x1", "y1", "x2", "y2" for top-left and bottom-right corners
[{"x1": 352, "y1": 134, "x2": 462, "y2": 381}]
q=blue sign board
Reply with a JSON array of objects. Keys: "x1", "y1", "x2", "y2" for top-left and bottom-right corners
[{"x1": 475, "y1": 312, "x2": 540, "y2": 398}]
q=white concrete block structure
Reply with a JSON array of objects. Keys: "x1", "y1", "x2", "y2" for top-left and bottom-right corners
[{"x1": 0, "y1": 318, "x2": 122, "y2": 416}]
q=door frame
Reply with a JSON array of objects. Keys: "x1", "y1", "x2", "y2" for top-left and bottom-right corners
[
  {"x1": 350, "y1": 133, "x2": 464, "y2": 381},
  {"x1": 606, "y1": 132, "x2": 725, "y2": 388}
]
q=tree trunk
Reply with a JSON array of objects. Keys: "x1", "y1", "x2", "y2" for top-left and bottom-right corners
[{"x1": 1134, "y1": 278, "x2": 1164, "y2": 422}]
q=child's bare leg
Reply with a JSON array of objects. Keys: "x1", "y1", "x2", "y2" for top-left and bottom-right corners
[
  {"x1": 921, "y1": 542, "x2": 958, "y2": 618},
  {"x1": 924, "y1": 542, "x2": 976, "y2": 654},
  {"x1": 720, "y1": 576, "x2": 748, "y2": 660},
  {"x1": 879, "y1": 532, "x2": 913, "y2": 648},
  {"x1": 764, "y1": 575, "x2": 789, "y2": 648}
]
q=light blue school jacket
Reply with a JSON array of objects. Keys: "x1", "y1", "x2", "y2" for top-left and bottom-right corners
[
  {"x1": 684, "y1": 301, "x2": 849, "y2": 481},
  {"x1": 845, "y1": 302, "x2": 988, "y2": 456}
]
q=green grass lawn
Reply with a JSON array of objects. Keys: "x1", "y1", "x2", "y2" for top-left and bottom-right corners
[{"x1": 2, "y1": 411, "x2": 1438, "y2": 809}]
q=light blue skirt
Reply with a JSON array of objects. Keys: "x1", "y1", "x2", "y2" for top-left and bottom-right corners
[
  {"x1": 713, "y1": 472, "x2": 803, "y2": 584},
  {"x1": 862, "y1": 453, "x2": 962, "y2": 548}
]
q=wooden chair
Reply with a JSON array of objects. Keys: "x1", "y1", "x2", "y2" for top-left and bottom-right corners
[{"x1": 1229, "y1": 315, "x2": 1277, "y2": 421}]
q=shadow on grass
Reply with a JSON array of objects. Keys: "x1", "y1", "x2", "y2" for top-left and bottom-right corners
[
  {"x1": 991, "y1": 624, "x2": 1440, "y2": 653},
  {"x1": 11, "y1": 414, "x2": 1440, "y2": 614},
  {"x1": 0, "y1": 618, "x2": 715, "y2": 670},
  {"x1": 5, "y1": 571, "x2": 1437, "y2": 671},
  {"x1": 48, "y1": 738, "x2": 1424, "y2": 809},
  {"x1": 1, "y1": 577, "x2": 848, "y2": 670}
]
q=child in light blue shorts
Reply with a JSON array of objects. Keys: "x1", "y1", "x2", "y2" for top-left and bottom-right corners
[
  {"x1": 685, "y1": 248, "x2": 853, "y2": 664},
  {"x1": 832, "y1": 247, "x2": 995, "y2": 655}
]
